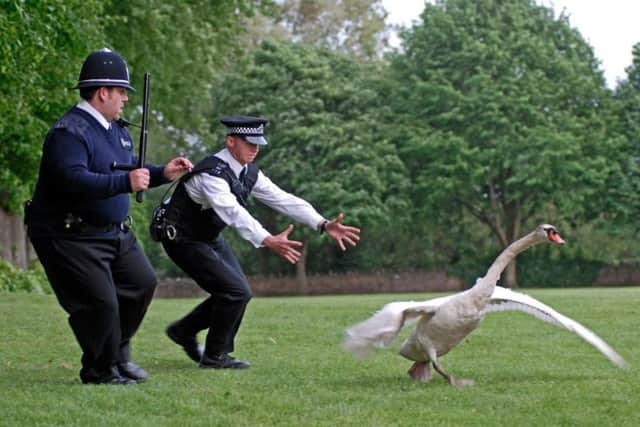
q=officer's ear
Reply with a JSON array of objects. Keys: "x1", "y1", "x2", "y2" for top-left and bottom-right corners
[{"x1": 95, "y1": 86, "x2": 110, "y2": 102}]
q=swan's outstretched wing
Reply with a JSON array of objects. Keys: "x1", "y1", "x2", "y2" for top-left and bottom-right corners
[
  {"x1": 343, "y1": 295, "x2": 452, "y2": 359},
  {"x1": 483, "y1": 286, "x2": 628, "y2": 368}
]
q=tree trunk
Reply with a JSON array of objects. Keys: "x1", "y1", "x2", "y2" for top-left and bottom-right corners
[
  {"x1": 503, "y1": 259, "x2": 518, "y2": 288},
  {"x1": 295, "y1": 241, "x2": 309, "y2": 294},
  {"x1": 0, "y1": 207, "x2": 30, "y2": 269}
]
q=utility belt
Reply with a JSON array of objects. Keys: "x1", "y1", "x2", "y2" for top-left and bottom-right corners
[
  {"x1": 60, "y1": 213, "x2": 133, "y2": 234},
  {"x1": 149, "y1": 201, "x2": 221, "y2": 243},
  {"x1": 24, "y1": 201, "x2": 132, "y2": 235}
]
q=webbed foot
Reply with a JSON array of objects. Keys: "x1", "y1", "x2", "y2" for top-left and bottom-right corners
[{"x1": 408, "y1": 361, "x2": 432, "y2": 382}]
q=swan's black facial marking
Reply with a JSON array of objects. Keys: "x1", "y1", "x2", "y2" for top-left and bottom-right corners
[{"x1": 543, "y1": 225, "x2": 565, "y2": 244}]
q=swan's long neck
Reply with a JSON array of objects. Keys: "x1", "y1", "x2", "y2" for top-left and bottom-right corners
[{"x1": 472, "y1": 231, "x2": 544, "y2": 299}]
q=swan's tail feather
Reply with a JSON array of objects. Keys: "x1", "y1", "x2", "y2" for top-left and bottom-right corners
[
  {"x1": 342, "y1": 301, "x2": 427, "y2": 359},
  {"x1": 342, "y1": 328, "x2": 394, "y2": 360},
  {"x1": 485, "y1": 287, "x2": 629, "y2": 369}
]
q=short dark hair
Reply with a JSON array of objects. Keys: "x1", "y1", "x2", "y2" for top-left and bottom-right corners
[{"x1": 79, "y1": 86, "x2": 99, "y2": 101}]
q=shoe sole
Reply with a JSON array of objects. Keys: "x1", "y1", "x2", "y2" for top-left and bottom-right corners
[{"x1": 199, "y1": 364, "x2": 250, "y2": 369}]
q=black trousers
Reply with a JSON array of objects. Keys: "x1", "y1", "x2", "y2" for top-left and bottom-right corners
[
  {"x1": 162, "y1": 235, "x2": 252, "y2": 355},
  {"x1": 30, "y1": 229, "x2": 157, "y2": 379}
]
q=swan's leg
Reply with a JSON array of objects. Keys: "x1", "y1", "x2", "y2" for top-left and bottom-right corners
[
  {"x1": 431, "y1": 358, "x2": 475, "y2": 387},
  {"x1": 408, "y1": 361, "x2": 432, "y2": 382}
]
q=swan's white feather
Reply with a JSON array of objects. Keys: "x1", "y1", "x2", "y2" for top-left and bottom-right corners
[
  {"x1": 342, "y1": 295, "x2": 453, "y2": 359},
  {"x1": 484, "y1": 286, "x2": 628, "y2": 368}
]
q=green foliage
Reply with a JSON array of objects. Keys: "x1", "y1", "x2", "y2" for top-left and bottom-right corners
[
  {"x1": 0, "y1": 290, "x2": 637, "y2": 425},
  {"x1": 610, "y1": 42, "x2": 640, "y2": 226},
  {"x1": 383, "y1": 0, "x2": 625, "y2": 284},
  {"x1": 516, "y1": 249, "x2": 604, "y2": 288},
  {"x1": 103, "y1": 0, "x2": 271, "y2": 164},
  {"x1": 0, "y1": 0, "x2": 106, "y2": 213},
  {"x1": 0, "y1": 258, "x2": 50, "y2": 294},
  {"x1": 265, "y1": 0, "x2": 390, "y2": 60},
  {"x1": 391, "y1": 0, "x2": 618, "y2": 227},
  {"x1": 450, "y1": 244, "x2": 604, "y2": 289}
]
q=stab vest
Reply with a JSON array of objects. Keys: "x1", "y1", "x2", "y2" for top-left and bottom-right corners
[{"x1": 164, "y1": 155, "x2": 258, "y2": 242}]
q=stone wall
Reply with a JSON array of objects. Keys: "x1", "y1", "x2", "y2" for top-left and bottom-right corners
[
  {"x1": 154, "y1": 270, "x2": 465, "y2": 298},
  {"x1": 594, "y1": 264, "x2": 640, "y2": 287},
  {"x1": 154, "y1": 264, "x2": 640, "y2": 299}
]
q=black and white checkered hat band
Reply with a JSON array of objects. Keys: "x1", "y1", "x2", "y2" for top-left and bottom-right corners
[{"x1": 226, "y1": 124, "x2": 264, "y2": 136}]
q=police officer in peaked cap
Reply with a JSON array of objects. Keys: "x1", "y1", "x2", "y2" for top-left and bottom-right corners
[
  {"x1": 25, "y1": 48, "x2": 192, "y2": 385},
  {"x1": 160, "y1": 115, "x2": 361, "y2": 369}
]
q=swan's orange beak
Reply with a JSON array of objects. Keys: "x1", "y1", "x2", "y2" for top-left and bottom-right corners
[{"x1": 548, "y1": 230, "x2": 565, "y2": 244}]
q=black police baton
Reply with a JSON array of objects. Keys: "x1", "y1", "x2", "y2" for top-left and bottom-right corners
[{"x1": 111, "y1": 72, "x2": 150, "y2": 203}]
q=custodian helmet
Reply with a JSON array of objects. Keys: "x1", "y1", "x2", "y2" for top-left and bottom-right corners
[{"x1": 73, "y1": 48, "x2": 135, "y2": 91}]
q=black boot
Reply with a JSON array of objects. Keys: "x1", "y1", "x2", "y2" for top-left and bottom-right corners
[
  {"x1": 117, "y1": 361, "x2": 149, "y2": 382},
  {"x1": 166, "y1": 321, "x2": 204, "y2": 363},
  {"x1": 199, "y1": 353, "x2": 250, "y2": 369},
  {"x1": 80, "y1": 366, "x2": 137, "y2": 385}
]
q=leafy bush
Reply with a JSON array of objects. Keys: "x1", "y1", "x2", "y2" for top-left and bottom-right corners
[
  {"x1": 517, "y1": 251, "x2": 604, "y2": 288},
  {"x1": 0, "y1": 259, "x2": 51, "y2": 294}
]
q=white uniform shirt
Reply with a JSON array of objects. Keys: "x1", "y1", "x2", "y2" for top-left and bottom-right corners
[{"x1": 184, "y1": 148, "x2": 326, "y2": 247}]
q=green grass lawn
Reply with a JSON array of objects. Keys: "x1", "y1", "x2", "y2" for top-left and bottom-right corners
[{"x1": 1, "y1": 287, "x2": 638, "y2": 427}]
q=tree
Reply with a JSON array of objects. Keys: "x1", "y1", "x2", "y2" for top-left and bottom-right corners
[
  {"x1": 0, "y1": 0, "x2": 106, "y2": 213},
  {"x1": 0, "y1": 1, "x2": 106, "y2": 267},
  {"x1": 387, "y1": 0, "x2": 623, "y2": 287},
  {"x1": 612, "y1": 43, "x2": 640, "y2": 226},
  {"x1": 103, "y1": 0, "x2": 270, "y2": 162},
  {"x1": 209, "y1": 40, "x2": 410, "y2": 286},
  {"x1": 243, "y1": 0, "x2": 390, "y2": 60}
]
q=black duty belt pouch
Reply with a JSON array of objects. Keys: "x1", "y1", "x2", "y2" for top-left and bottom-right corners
[{"x1": 149, "y1": 199, "x2": 177, "y2": 241}]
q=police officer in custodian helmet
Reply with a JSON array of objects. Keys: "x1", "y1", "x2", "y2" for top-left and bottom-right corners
[{"x1": 25, "y1": 48, "x2": 192, "y2": 385}]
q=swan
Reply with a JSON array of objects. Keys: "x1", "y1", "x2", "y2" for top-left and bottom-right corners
[{"x1": 343, "y1": 224, "x2": 628, "y2": 386}]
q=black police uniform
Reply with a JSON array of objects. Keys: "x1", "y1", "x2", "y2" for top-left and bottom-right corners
[
  {"x1": 162, "y1": 155, "x2": 259, "y2": 368},
  {"x1": 26, "y1": 49, "x2": 165, "y2": 385},
  {"x1": 160, "y1": 116, "x2": 327, "y2": 369}
]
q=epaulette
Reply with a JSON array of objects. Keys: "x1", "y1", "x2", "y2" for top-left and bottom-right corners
[{"x1": 54, "y1": 113, "x2": 91, "y2": 135}]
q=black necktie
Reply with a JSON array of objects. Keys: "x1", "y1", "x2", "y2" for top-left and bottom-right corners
[{"x1": 239, "y1": 167, "x2": 246, "y2": 183}]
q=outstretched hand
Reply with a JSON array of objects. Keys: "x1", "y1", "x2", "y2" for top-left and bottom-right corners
[
  {"x1": 263, "y1": 224, "x2": 304, "y2": 264},
  {"x1": 324, "y1": 213, "x2": 361, "y2": 251},
  {"x1": 163, "y1": 156, "x2": 193, "y2": 181}
]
